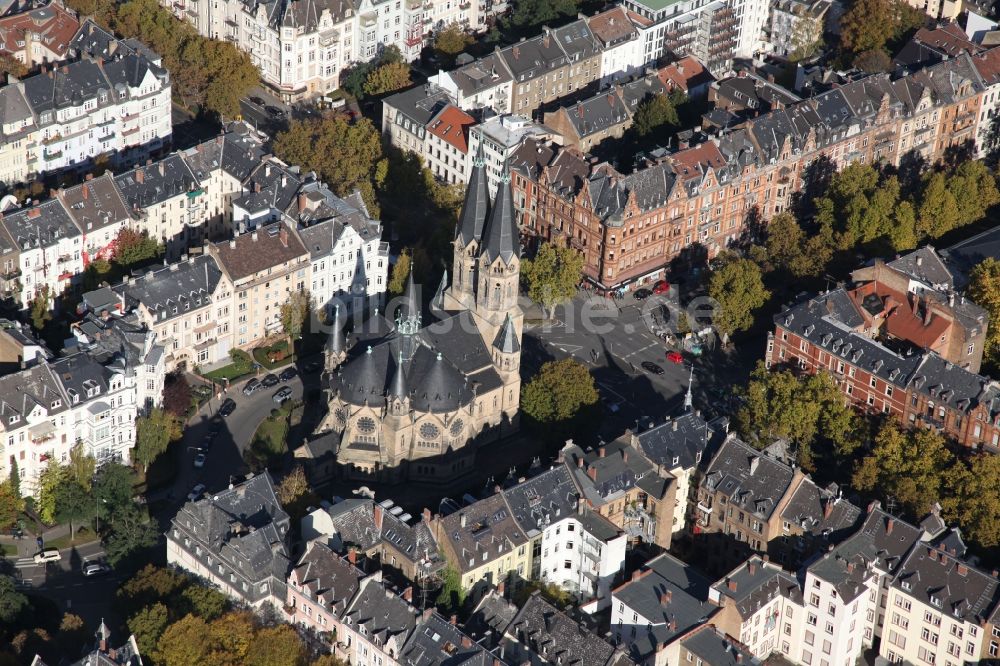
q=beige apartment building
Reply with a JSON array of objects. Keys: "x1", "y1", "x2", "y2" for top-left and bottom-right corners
[{"x1": 208, "y1": 222, "x2": 310, "y2": 348}]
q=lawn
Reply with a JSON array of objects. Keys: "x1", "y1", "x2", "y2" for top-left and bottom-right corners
[
  {"x1": 0, "y1": 543, "x2": 16, "y2": 556},
  {"x1": 252, "y1": 339, "x2": 296, "y2": 370},
  {"x1": 203, "y1": 349, "x2": 256, "y2": 382},
  {"x1": 244, "y1": 402, "x2": 293, "y2": 470},
  {"x1": 44, "y1": 526, "x2": 98, "y2": 551}
]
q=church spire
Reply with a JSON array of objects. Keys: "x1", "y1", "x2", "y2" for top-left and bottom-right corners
[
  {"x1": 389, "y1": 348, "x2": 407, "y2": 400},
  {"x1": 431, "y1": 268, "x2": 448, "y2": 315},
  {"x1": 455, "y1": 143, "x2": 490, "y2": 247},
  {"x1": 328, "y1": 304, "x2": 345, "y2": 355},
  {"x1": 492, "y1": 312, "x2": 520, "y2": 353},
  {"x1": 396, "y1": 271, "x2": 421, "y2": 335},
  {"x1": 480, "y1": 163, "x2": 519, "y2": 265}
]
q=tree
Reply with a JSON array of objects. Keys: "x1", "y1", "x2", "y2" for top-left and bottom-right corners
[
  {"x1": 246, "y1": 625, "x2": 307, "y2": 666},
  {"x1": 54, "y1": 477, "x2": 96, "y2": 541},
  {"x1": 104, "y1": 504, "x2": 158, "y2": 565},
  {"x1": 94, "y1": 462, "x2": 136, "y2": 522},
  {"x1": 840, "y1": 0, "x2": 894, "y2": 53},
  {"x1": 917, "y1": 172, "x2": 960, "y2": 239},
  {"x1": 853, "y1": 422, "x2": 952, "y2": 518},
  {"x1": 273, "y1": 117, "x2": 384, "y2": 214},
  {"x1": 0, "y1": 54, "x2": 28, "y2": 79},
  {"x1": 57, "y1": 613, "x2": 89, "y2": 658},
  {"x1": 0, "y1": 480, "x2": 23, "y2": 531},
  {"x1": 434, "y1": 23, "x2": 473, "y2": 63},
  {"x1": 363, "y1": 61, "x2": 412, "y2": 96},
  {"x1": 277, "y1": 465, "x2": 313, "y2": 508},
  {"x1": 68, "y1": 441, "x2": 96, "y2": 492},
  {"x1": 436, "y1": 565, "x2": 466, "y2": 611},
  {"x1": 948, "y1": 160, "x2": 1000, "y2": 228},
  {"x1": 119, "y1": 564, "x2": 187, "y2": 614},
  {"x1": 128, "y1": 603, "x2": 170, "y2": 657},
  {"x1": 707, "y1": 255, "x2": 770, "y2": 339},
  {"x1": 387, "y1": 250, "x2": 412, "y2": 297},
  {"x1": 311, "y1": 657, "x2": 350, "y2": 666},
  {"x1": 37, "y1": 459, "x2": 66, "y2": 524},
  {"x1": 632, "y1": 93, "x2": 680, "y2": 138},
  {"x1": 134, "y1": 409, "x2": 182, "y2": 472},
  {"x1": 181, "y1": 585, "x2": 229, "y2": 621},
  {"x1": 787, "y1": 16, "x2": 823, "y2": 61},
  {"x1": 280, "y1": 289, "x2": 311, "y2": 341},
  {"x1": 969, "y1": 258, "x2": 1000, "y2": 369},
  {"x1": 113, "y1": 228, "x2": 162, "y2": 267},
  {"x1": 853, "y1": 48, "x2": 892, "y2": 72},
  {"x1": 29, "y1": 286, "x2": 51, "y2": 331},
  {"x1": 514, "y1": 581, "x2": 575, "y2": 607},
  {"x1": 761, "y1": 212, "x2": 830, "y2": 279},
  {"x1": 942, "y1": 454, "x2": 1000, "y2": 548},
  {"x1": 0, "y1": 575, "x2": 27, "y2": 623},
  {"x1": 163, "y1": 371, "x2": 192, "y2": 418},
  {"x1": 522, "y1": 358, "x2": 598, "y2": 424},
  {"x1": 521, "y1": 243, "x2": 585, "y2": 318},
  {"x1": 156, "y1": 614, "x2": 212, "y2": 666},
  {"x1": 9, "y1": 459, "x2": 19, "y2": 498}
]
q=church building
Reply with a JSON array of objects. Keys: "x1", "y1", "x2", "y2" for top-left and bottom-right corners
[{"x1": 318, "y1": 153, "x2": 523, "y2": 482}]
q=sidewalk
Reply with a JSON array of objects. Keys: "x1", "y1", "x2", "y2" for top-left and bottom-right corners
[{"x1": 0, "y1": 522, "x2": 75, "y2": 559}]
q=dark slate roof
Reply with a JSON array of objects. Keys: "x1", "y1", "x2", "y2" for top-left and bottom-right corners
[
  {"x1": 506, "y1": 594, "x2": 632, "y2": 666},
  {"x1": 341, "y1": 576, "x2": 419, "y2": 647},
  {"x1": 552, "y1": 20, "x2": 599, "y2": 62},
  {"x1": 440, "y1": 493, "x2": 529, "y2": 574},
  {"x1": 808, "y1": 506, "x2": 923, "y2": 601},
  {"x1": 558, "y1": 91, "x2": 630, "y2": 139},
  {"x1": 632, "y1": 412, "x2": 713, "y2": 471},
  {"x1": 277, "y1": 0, "x2": 353, "y2": 31},
  {"x1": 447, "y1": 52, "x2": 513, "y2": 95},
  {"x1": 893, "y1": 545, "x2": 1000, "y2": 624},
  {"x1": 169, "y1": 472, "x2": 291, "y2": 605},
  {"x1": 456, "y1": 150, "x2": 490, "y2": 247},
  {"x1": 49, "y1": 352, "x2": 115, "y2": 407},
  {"x1": 618, "y1": 75, "x2": 669, "y2": 114},
  {"x1": 22, "y1": 59, "x2": 109, "y2": 113},
  {"x1": 290, "y1": 541, "x2": 365, "y2": 617},
  {"x1": 101, "y1": 52, "x2": 166, "y2": 89},
  {"x1": 72, "y1": 311, "x2": 155, "y2": 371},
  {"x1": 384, "y1": 83, "x2": 451, "y2": 127},
  {"x1": 502, "y1": 466, "x2": 580, "y2": 536},
  {"x1": 220, "y1": 130, "x2": 267, "y2": 182},
  {"x1": 710, "y1": 556, "x2": 802, "y2": 619},
  {"x1": 702, "y1": 437, "x2": 794, "y2": 521},
  {"x1": 112, "y1": 255, "x2": 222, "y2": 324},
  {"x1": 480, "y1": 174, "x2": 519, "y2": 264},
  {"x1": 887, "y1": 246, "x2": 954, "y2": 290},
  {"x1": 562, "y1": 439, "x2": 665, "y2": 507},
  {"x1": 324, "y1": 498, "x2": 381, "y2": 550},
  {"x1": 679, "y1": 626, "x2": 759, "y2": 666},
  {"x1": 2, "y1": 198, "x2": 79, "y2": 250},
  {"x1": 115, "y1": 154, "x2": 199, "y2": 210},
  {"x1": 779, "y1": 479, "x2": 862, "y2": 542},
  {"x1": 402, "y1": 612, "x2": 495, "y2": 666},
  {"x1": 465, "y1": 590, "x2": 519, "y2": 647},
  {"x1": 0, "y1": 361, "x2": 68, "y2": 423},
  {"x1": 60, "y1": 172, "x2": 131, "y2": 234},
  {"x1": 235, "y1": 160, "x2": 303, "y2": 216},
  {"x1": 499, "y1": 32, "x2": 568, "y2": 82},
  {"x1": 612, "y1": 554, "x2": 714, "y2": 659},
  {"x1": 492, "y1": 314, "x2": 520, "y2": 353}
]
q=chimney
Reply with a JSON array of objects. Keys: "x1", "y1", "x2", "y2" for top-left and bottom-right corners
[
  {"x1": 348, "y1": 547, "x2": 357, "y2": 565},
  {"x1": 727, "y1": 579, "x2": 737, "y2": 592},
  {"x1": 254, "y1": 181, "x2": 261, "y2": 193},
  {"x1": 576, "y1": 457, "x2": 584, "y2": 468},
  {"x1": 622, "y1": 450, "x2": 628, "y2": 463},
  {"x1": 422, "y1": 507, "x2": 432, "y2": 523},
  {"x1": 587, "y1": 466, "x2": 597, "y2": 481},
  {"x1": 402, "y1": 586, "x2": 413, "y2": 602},
  {"x1": 229, "y1": 239, "x2": 236, "y2": 249},
  {"x1": 824, "y1": 499, "x2": 834, "y2": 519},
  {"x1": 251, "y1": 231, "x2": 258, "y2": 242},
  {"x1": 158, "y1": 162, "x2": 164, "y2": 177},
  {"x1": 886, "y1": 519, "x2": 894, "y2": 535},
  {"x1": 498, "y1": 580, "x2": 506, "y2": 597},
  {"x1": 374, "y1": 503, "x2": 384, "y2": 529},
  {"x1": 748, "y1": 560, "x2": 756, "y2": 576},
  {"x1": 632, "y1": 569, "x2": 643, "y2": 582},
  {"x1": 736, "y1": 654, "x2": 743, "y2": 664},
  {"x1": 462, "y1": 636, "x2": 473, "y2": 648},
  {"x1": 450, "y1": 614, "x2": 457, "y2": 626},
  {"x1": 297, "y1": 192, "x2": 308, "y2": 213},
  {"x1": 599, "y1": 446, "x2": 606, "y2": 458},
  {"x1": 136, "y1": 169, "x2": 144, "y2": 184},
  {"x1": 82, "y1": 186, "x2": 89, "y2": 201},
  {"x1": 660, "y1": 590, "x2": 672, "y2": 605},
  {"x1": 279, "y1": 226, "x2": 289, "y2": 248},
  {"x1": 460, "y1": 512, "x2": 467, "y2": 528},
  {"x1": 85, "y1": 173, "x2": 93, "y2": 182}
]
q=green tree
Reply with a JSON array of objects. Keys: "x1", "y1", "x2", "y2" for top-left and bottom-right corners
[
  {"x1": 113, "y1": 228, "x2": 162, "y2": 267},
  {"x1": 157, "y1": 614, "x2": 212, "y2": 666},
  {"x1": 917, "y1": 172, "x2": 960, "y2": 239},
  {"x1": 0, "y1": 54, "x2": 28, "y2": 79},
  {"x1": 29, "y1": 286, "x2": 51, "y2": 331},
  {"x1": 840, "y1": 0, "x2": 894, "y2": 53},
  {"x1": 37, "y1": 459, "x2": 66, "y2": 524},
  {"x1": 104, "y1": 504, "x2": 158, "y2": 565},
  {"x1": 94, "y1": 462, "x2": 136, "y2": 521},
  {"x1": 521, "y1": 243, "x2": 585, "y2": 318},
  {"x1": 762, "y1": 212, "x2": 829, "y2": 278},
  {"x1": 182, "y1": 585, "x2": 229, "y2": 621},
  {"x1": 514, "y1": 580, "x2": 575, "y2": 607},
  {"x1": 434, "y1": 23, "x2": 473, "y2": 63},
  {"x1": 68, "y1": 441, "x2": 96, "y2": 492},
  {"x1": 9, "y1": 458, "x2": 19, "y2": 498},
  {"x1": 853, "y1": 422, "x2": 952, "y2": 517},
  {"x1": 521, "y1": 358, "x2": 598, "y2": 424},
  {"x1": 273, "y1": 117, "x2": 384, "y2": 215},
  {"x1": 436, "y1": 565, "x2": 466, "y2": 611},
  {"x1": 54, "y1": 477, "x2": 96, "y2": 541},
  {"x1": 0, "y1": 575, "x2": 27, "y2": 623},
  {"x1": 707, "y1": 255, "x2": 770, "y2": 339},
  {"x1": 968, "y1": 258, "x2": 1000, "y2": 369},
  {"x1": 246, "y1": 625, "x2": 307, "y2": 666},
  {"x1": 0, "y1": 480, "x2": 23, "y2": 531},
  {"x1": 948, "y1": 160, "x2": 1000, "y2": 228},
  {"x1": 942, "y1": 454, "x2": 1000, "y2": 548},
  {"x1": 631, "y1": 93, "x2": 680, "y2": 137},
  {"x1": 128, "y1": 602, "x2": 170, "y2": 657},
  {"x1": 280, "y1": 289, "x2": 311, "y2": 341},
  {"x1": 134, "y1": 409, "x2": 182, "y2": 472},
  {"x1": 363, "y1": 61, "x2": 412, "y2": 96},
  {"x1": 388, "y1": 250, "x2": 412, "y2": 297},
  {"x1": 276, "y1": 465, "x2": 318, "y2": 521}
]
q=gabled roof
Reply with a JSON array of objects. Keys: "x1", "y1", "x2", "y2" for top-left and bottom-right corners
[
  {"x1": 289, "y1": 540, "x2": 365, "y2": 617},
  {"x1": 426, "y1": 104, "x2": 475, "y2": 154},
  {"x1": 439, "y1": 493, "x2": 528, "y2": 573},
  {"x1": 113, "y1": 254, "x2": 222, "y2": 323},
  {"x1": 0, "y1": 2, "x2": 79, "y2": 61},
  {"x1": 211, "y1": 222, "x2": 308, "y2": 281},
  {"x1": 701, "y1": 436, "x2": 794, "y2": 521}
]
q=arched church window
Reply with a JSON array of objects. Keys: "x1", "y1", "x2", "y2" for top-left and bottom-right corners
[{"x1": 419, "y1": 423, "x2": 440, "y2": 439}]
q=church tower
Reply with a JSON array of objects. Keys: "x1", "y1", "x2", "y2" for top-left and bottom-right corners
[
  {"x1": 325, "y1": 304, "x2": 346, "y2": 373},
  {"x1": 473, "y1": 165, "x2": 523, "y2": 347},
  {"x1": 445, "y1": 146, "x2": 490, "y2": 312}
]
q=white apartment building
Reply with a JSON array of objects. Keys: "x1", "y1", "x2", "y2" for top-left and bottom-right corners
[
  {"x1": 0, "y1": 84, "x2": 39, "y2": 185},
  {"x1": 427, "y1": 51, "x2": 513, "y2": 113},
  {"x1": 587, "y1": 7, "x2": 644, "y2": 85},
  {"x1": 468, "y1": 114, "x2": 557, "y2": 195},
  {"x1": 974, "y1": 48, "x2": 1000, "y2": 158},
  {"x1": 2, "y1": 198, "x2": 84, "y2": 307}
]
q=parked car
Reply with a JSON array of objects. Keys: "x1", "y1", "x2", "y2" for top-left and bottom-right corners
[
  {"x1": 193, "y1": 452, "x2": 206, "y2": 468},
  {"x1": 279, "y1": 367, "x2": 297, "y2": 382},
  {"x1": 187, "y1": 484, "x2": 206, "y2": 502},
  {"x1": 34, "y1": 548, "x2": 61, "y2": 564},
  {"x1": 273, "y1": 387, "x2": 293, "y2": 404},
  {"x1": 261, "y1": 373, "x2": 280, "y2": 388},
  {"x1": 666, "y1": 351, "x2": 684, "y2": 364},
  {"x1": 243, "y1": 378, "x2": 261, "y2": 396},
  {"x1": 641, "y1": 361, "x2": 665, "y2": 375},
  {"x1": 266, "y1": 105, "x2": 285, "y2": 118},
  {"x1": 82, "y1": 560, "x2": 111, "y2": 577},
  {"x1": 248, "y1": 95, "x2": 265, "y2": 106},
  {"x1": 633, "y1": 288, "x2": 652, "y2": 301},
  {"x1": 652, "y1": 280, "x2": 670, "y2": 295},
  {"x1": 219, "y1": 398, "x2": 237, "y2": 417}
]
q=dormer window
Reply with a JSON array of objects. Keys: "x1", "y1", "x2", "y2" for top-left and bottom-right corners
[
  {"x1": 51, "y1": 400, "x2": 61, "y2": 409},
  {"x1": 8, "y1": 415, "x2": 17, "y2": 425}
]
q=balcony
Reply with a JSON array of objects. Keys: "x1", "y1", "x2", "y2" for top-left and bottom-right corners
[{"x1": 360, "y1": 12, "x2": 376, "y2": 27}]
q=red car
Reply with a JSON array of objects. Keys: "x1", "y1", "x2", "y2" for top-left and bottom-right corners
[
  {"x1": 666, "y1": 351, "x2": 684, "y2": 364},
  {"x1": 653, "y1": 280, "x2": 670, "y2": 295}
]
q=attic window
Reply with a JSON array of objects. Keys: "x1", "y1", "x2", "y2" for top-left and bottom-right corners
[
  {"x1": 51, "y1": 400, "x2": 61, "y2": 409},
  {"x1": 8, "y1": 415, "x2": 17, "y2": 425}
]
